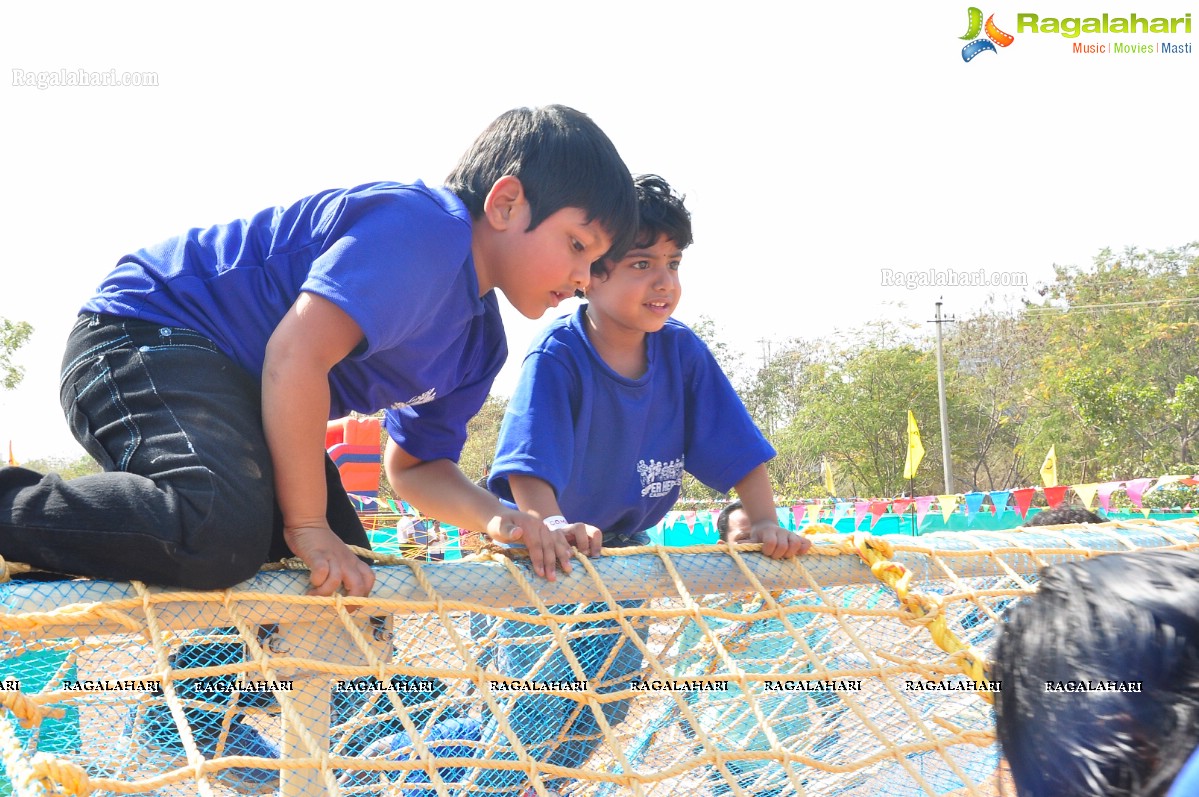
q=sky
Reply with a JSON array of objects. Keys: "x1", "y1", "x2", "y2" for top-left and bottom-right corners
[{"x1": 2, "y1": 0, "x2": 1196, "y2": 461}]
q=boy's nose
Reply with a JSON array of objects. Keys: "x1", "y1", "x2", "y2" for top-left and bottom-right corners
[{"x1": 571, "y1": 265, "x2": 590, "y2": 290}]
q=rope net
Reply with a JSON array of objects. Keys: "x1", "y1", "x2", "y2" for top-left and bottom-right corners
[{"x1": 1, "y1": 518, "x2": 1197, "y2": 797}]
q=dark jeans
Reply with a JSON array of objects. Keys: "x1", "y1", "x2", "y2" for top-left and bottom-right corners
[{"x1": 0, "y1": 313, "x2": 367, "y2": 588}]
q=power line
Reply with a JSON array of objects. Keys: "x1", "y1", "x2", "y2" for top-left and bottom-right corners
[{"x1": 1021, "y1": 296, "x2": 1199, "y2": 315}]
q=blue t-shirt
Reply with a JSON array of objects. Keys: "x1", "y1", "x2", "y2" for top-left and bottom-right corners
[
  {"x1": 489, "y1": 307, "x2": 775, "y2": 544},
  {"x1": 82, "y1": 180, "x2": 506, "y2": 462}
]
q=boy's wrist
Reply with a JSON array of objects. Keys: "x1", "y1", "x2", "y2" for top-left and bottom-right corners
[{"x1": 543, "y1": 515, "x2": 570, "y2": 531}]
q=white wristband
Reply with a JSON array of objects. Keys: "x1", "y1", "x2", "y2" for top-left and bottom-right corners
[{"x1": 543, "y1": 515, "x2": 570, "y2": 531}]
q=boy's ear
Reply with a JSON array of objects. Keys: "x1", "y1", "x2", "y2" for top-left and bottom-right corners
[{"x1": 481, "y1": 175, "x2": 526, "y2": 231}]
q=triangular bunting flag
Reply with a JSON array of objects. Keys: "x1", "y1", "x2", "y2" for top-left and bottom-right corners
[
  {"x1": 892, "y1": 498, "x2": 913, "y2": 516},
  {"x1": 831, "y1": 501, "x2": 850, "y2": 525},
  {"x1": 1010, "y1": 487, "x2": 1036, "y2": 518},
  {"x1": 854, "y1": 501, "x2": 870, "y2": 529},
  {"x1": 1149, "y1": 474, "x2": 1191, "y2": 491},
  {"x1": 988, "y1": 490, "x2": 1012, "y2": 516},
  {"x1": 914, "y1": 496, "x2": 934, "y2": 529},
  {"x1": 683, "y1": 510, "x2": 697, "y2": 530},
  {"x1": 776, "y1": 507, "x2": 793, "y2": 529},
  {"x1": 805, "y1": 504, "x2": 822, "y2": 525},
  {"x1": 1073, "y1": 483, "x2": 1099, "y2": 509},
  {"x1": 792, "y1": 504, "x2": 806, "y2": 525},
  {"x1": 963, "y1": 492, "x2": 986, "y2": 518},
  {"x1": 938, "y1": 494, "x2": 960, "y2": 522},
  {"x1": 1125, "y1": 478, "x2": 1154, "y2": 512},
  {"x1": 1096, "y1": 482, "x2": 1124, "y2": 513},
  {"x1": 868, "y1": 500, "x2": 890, "y2": 527},
  {"x1": 1043, "y1": 485, "x2": 1069, "y2": 508}
]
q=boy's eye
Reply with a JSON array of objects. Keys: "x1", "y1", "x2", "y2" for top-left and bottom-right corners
[
  {"x1": 669, "y1": 261, "x2": 682, "y2": 271},
  {"x1": 630, "y1": 260, "x2": 650, "y2": 270},
  {"x1": 571, "y1": 238, "x2": 585, "y2": 253}
]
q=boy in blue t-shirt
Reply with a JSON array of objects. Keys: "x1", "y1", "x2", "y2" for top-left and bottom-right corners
[
  {"x1": 489, "y1": 173, "x2": 808, "y2": 558},
  {"x1": 0, "y1": 104, "x2": 636, "y2": 595},
  {"x1": 472, "y1": 174, "x2": 808, "y2": 794}
]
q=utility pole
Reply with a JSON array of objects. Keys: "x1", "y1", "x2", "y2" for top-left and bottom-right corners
[{"x1": 930, "y1": 300, "x2": 955, "y2": 494}]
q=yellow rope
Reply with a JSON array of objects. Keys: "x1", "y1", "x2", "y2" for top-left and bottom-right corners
[{"x1": 0, "y1": 520, "x2": 1195, "y2": 796}]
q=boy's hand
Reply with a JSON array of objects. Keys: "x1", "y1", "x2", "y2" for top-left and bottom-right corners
[
  {"x1": 750, "y1": 522, "x2": 811, "y2": 559},
  {"x1": 563, "y1": 523, "x2": 603, "y2": 558},
  {"x1": 284, "y1": 523, "x2": 376, "y2": 598},
  {"x1": 487, "y1": 509, "x2": 575, "y2": 582}
]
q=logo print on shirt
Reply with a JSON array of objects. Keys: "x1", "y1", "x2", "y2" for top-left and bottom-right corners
[
  {"x1": 637, "y1": 457, "x2": 684, "y2": 498},
  {"x1": 390, "y1": 388, "x2": 437, "y2": 410}
]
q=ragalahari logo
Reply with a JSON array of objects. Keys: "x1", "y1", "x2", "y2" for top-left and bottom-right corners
[{"x1": 960, "y1": 7, "x2": 1015, "y2": 61}]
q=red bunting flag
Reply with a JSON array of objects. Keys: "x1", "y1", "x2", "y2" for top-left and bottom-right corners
[
  {"x1": 1010, "y1": 487, "x2": 1036, "y2": 518},
  {"x1": 1043, "y1": 485, "x2": 1069, "y2": 508}
]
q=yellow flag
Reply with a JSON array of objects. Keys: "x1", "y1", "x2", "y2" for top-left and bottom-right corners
[
  {"x1": 6, "y1": 440, "x2": 16, "y2": 467},
  {"x1": 903, "y1": 411, "x2": 925, "y2": 479},
  {"x1": 1040, "y1": 445, "x2": 1058, "y2": 488},
  {"x1": 822, "y1": 458, "x2": 836, "y2": 496},
  {"x1": 938, "y1": 494, "x2": 960, "y2": 522}
]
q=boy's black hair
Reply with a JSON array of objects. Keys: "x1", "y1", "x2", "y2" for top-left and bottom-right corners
[
  {"x1": 445, "y1": 105, "x2": 637, "y2": 259},
  {"x1": 716, "y1": 500, "x2": 744, "y2": 541},
  {"x1": 1026, "y1": 506, "x2": 1105, "y2": 526},
  {"x1": 592, "y1": 173, "x2": 693, "y2": 279},
  {"x1": 992, "y1": 549, "x2": 1199, "y2": 797}
]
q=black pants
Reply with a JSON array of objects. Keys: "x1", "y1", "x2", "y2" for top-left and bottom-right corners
[{"x1": 0, "y1": 313, "x2": 367, "y2": 588}]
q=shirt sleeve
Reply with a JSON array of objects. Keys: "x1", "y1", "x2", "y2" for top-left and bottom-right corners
[
  {"x1": 487, "y1": 349, "x2": 580, "y2": 504},
  {"x1": 680, "y1": 333, "x2": 776, "y2": 493},
  {"x1": 301, "y1": 190, "x2": 470, "y2": 357},
  {"x1": 382, "y1": 306, "x2": 506, "y2": 463}
]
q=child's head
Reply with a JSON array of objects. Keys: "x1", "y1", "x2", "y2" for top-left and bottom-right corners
[
  {"x1": 447, "y1": 105, "x2": 637, "y2": 319},
  {"x1": 992, "y1": 549, "x2": 1199, "y2": 797},
  {"x1": 716, "y1": 500, "x2": 752, "y2": 543},
  {"x1": 446, "y1": 105, "x2": 637, "y2": 258},
  {"x1": 592, "y1": 174, "x2": 692, "y2": 281},
  {"x1": 583, "y1": 175, "x2": 691, "y2": 334}
]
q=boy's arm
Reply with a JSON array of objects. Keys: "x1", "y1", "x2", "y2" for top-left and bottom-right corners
[
  {"x1": 508, "y1": 474, "x2": 604, "y2": 560},
  {"x1": 262, "y1": 292, "x2": 376, "y2": 598},
  {"x1": 733, "y1": 464, "x2": 810, "y2": 559},
  {"x1": 384, "y1": 441, "x2": 577, "y2": 581}
]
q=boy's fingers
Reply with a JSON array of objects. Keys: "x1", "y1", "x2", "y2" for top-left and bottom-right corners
[
  {"x1": 309, "y1": 559, "x2": 339, "y2": 596},
  {"x1": 345, "y1": 561, "x2": 375, "y2": 597}
]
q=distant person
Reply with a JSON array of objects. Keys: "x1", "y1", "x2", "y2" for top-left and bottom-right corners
[
  {"x1": 716, "y1": 499, "x2": 753, "y2": 543},
  {"x1": 992, "y1": 548, "x2": 1199, "y2": 796}
]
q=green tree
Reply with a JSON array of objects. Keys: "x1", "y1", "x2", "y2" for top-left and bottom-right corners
[
  {"x1": 772, "y1": 322, "x2": 941, "y2": 498},
  {"x1": 21, "y1": 455, "x2": 102, "y2": 480},
  {"x1": 944, "y1": 305, "x2": 1051, "y2": 491},
  {"x1": 1031, "y1": 243, "x2": 1199, "y2": 480},
  {"x1": 458, "y1": 395, "x2": 509, "y2": 485},
  {"x1": 1, "y1": 317, "x2": 33, "y2": 390}
]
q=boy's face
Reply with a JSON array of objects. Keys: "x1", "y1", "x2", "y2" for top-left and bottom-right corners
[
  {"x1": 493, "y1": 205, "x2": 610, "y2": 319},
  {"x1": 585, "y1": 233, "x2": 682, "y2": 334}
]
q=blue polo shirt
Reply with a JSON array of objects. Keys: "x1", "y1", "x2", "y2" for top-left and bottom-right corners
[
  {"x1": 83, "y1": 180, "x2": 505, "y2": 462},
  {"x1": 489, "y1": 307, "x2": 775, "y2": 543}
]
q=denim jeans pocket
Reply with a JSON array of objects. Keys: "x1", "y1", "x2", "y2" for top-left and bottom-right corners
[{"x1": 63, "y1": 352, "x2": 143, "y2": 472}]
